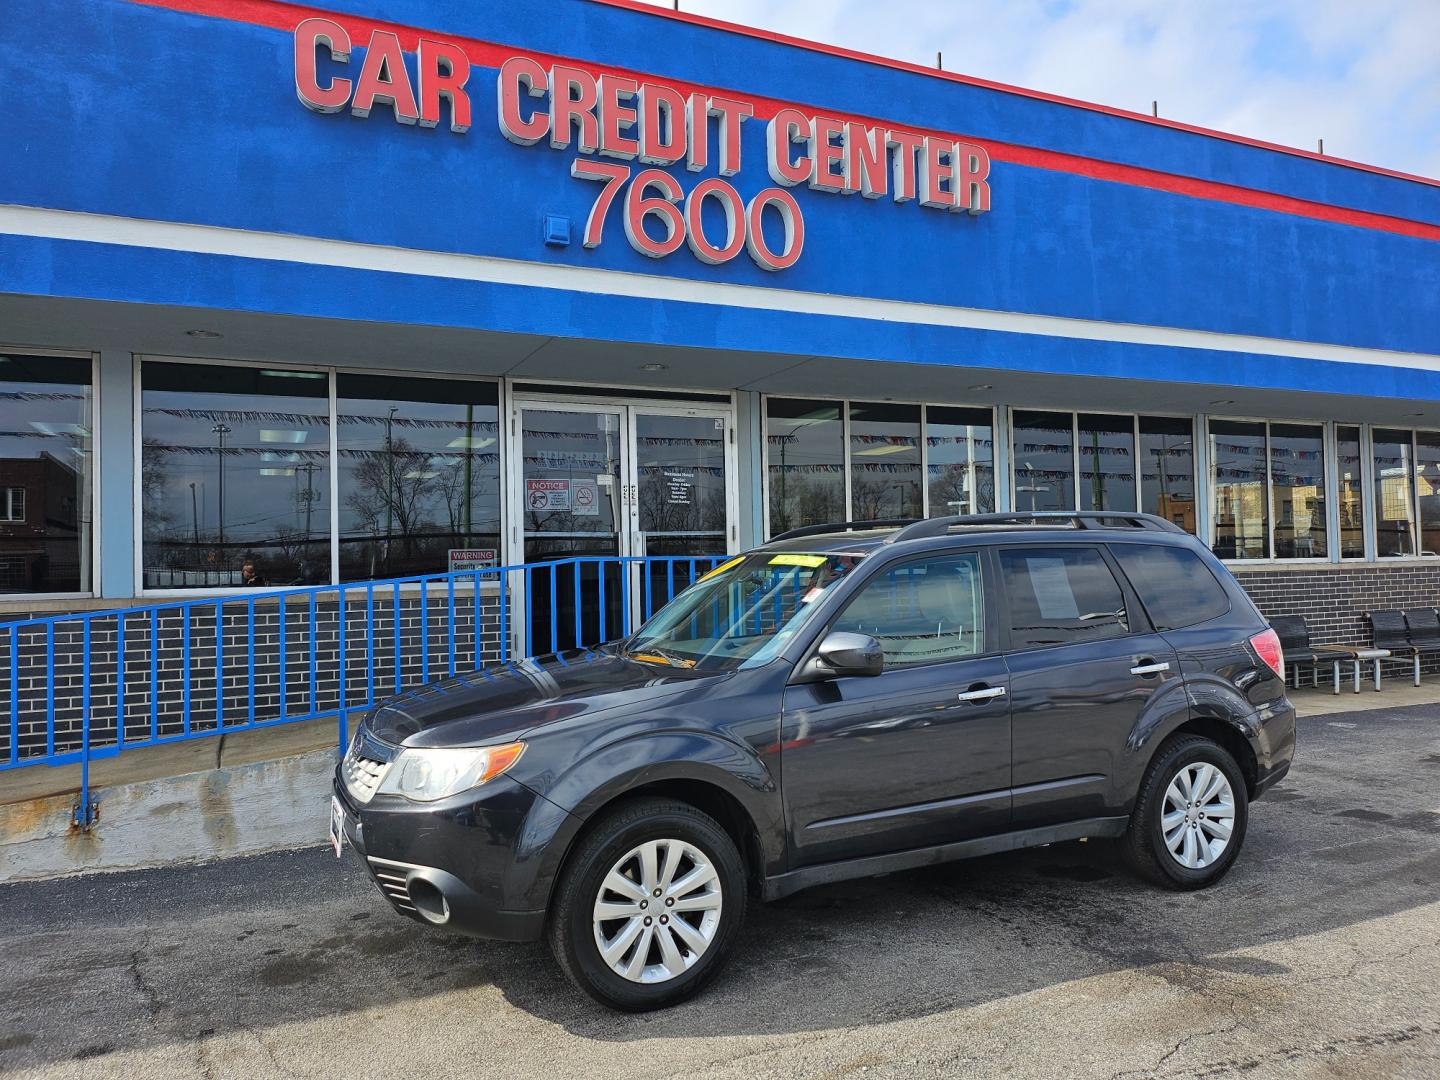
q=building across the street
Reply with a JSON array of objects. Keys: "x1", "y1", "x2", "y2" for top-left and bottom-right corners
[{"x1": 3, "y1": 0, "x2": 1439, "y2": 656}]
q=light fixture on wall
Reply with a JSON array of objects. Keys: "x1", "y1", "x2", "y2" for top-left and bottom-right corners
[
  {"x1": 638, "y1": 363, "x2": 668, "y2": 372},
  {"x1": 968, "y1": 384, "x2": 994, "y2": 391},
  {"x1": 1209, "y1": 399, "x2": 1236, "y2": 406},
  {"x1": 185, "y1": 329, "x2": 222, "y2": 339}
]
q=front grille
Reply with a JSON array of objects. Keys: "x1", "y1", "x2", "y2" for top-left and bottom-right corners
[
  {"x1": 367, "y1": 856, "x2": 418, "y2": 914},
  {"x1": 342, "y1": 749, "x2": 391, "y2": 804}
]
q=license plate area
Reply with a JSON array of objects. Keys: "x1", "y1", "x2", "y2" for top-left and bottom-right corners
[{"x1": 330, "y1": 795, "x2": 346, "y2": 858}]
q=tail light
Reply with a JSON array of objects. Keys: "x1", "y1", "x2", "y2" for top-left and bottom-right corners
[{"x1": 1250, "y1": 627, "x2": 1285, "y2": 682}]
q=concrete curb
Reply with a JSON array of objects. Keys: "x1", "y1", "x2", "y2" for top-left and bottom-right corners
[{"x1": 0, "y1": 749, "x2": 334, "y2": 883}]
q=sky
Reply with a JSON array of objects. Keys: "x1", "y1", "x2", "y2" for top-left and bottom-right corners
[{"x1": 631, "y1": 0, "x2": 1440, "y2": 179}]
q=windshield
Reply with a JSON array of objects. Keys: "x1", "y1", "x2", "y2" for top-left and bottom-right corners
[{"x1": 622, "y1": 550, "x2": 868, "y2": 672}]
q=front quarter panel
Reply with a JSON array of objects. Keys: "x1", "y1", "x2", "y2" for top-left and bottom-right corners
[
  {"x1": 500, "y1": 665, "x2": 791, "y2": 912},
  {"x1": 505, "y1": 730, "x2": 784, "y2": 913}
]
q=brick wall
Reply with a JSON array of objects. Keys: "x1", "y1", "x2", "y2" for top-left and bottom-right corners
[{"x1": 1233, "y1": 561, "x2": 1440, "y2": 677}]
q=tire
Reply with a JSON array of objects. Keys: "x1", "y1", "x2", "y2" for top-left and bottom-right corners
[
  {"x1": 1123, "y1": 734, "x2": 1249, "y2": 890},
  {"x1": 547, "y1": 797, "x2": 747, "y2": 1011}
]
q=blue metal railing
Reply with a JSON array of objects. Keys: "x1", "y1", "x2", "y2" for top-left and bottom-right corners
[{"x1": 0, "y1": 554, "x2": 724, "y2": 826}]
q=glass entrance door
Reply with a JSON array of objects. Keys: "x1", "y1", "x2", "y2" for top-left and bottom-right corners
[
  {"x1": 511, "y1": 400, "x2": 735, "y2": 654},
  {"x1": 517, "y1": 405, "x2": 626, "y2": 654},
  {"x1": 633, "y1": 409, "x2": 732, "y2": 620}
]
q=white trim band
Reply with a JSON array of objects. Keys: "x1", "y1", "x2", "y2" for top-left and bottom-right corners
[{"x1": 2, "y1": 203, "x2": 1438, "y2": 374}]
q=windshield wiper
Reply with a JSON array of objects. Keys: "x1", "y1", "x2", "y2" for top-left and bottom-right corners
[{"x1": 625, "y1": 646, "x2": 696, "y2": 668}]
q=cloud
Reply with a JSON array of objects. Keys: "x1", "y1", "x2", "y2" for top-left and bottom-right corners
[{"x1": 629, "y1": 0, "x2": 1440, "y2": 179}]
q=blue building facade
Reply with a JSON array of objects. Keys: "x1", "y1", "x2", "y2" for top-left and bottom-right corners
[{"x1": 2, "y1": 0, "x2": 1438, "y2": 649}]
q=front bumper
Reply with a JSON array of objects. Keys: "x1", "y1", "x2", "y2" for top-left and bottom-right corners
[{"x1": 334, "y1": 776, "x2": 546, "y2": 942}]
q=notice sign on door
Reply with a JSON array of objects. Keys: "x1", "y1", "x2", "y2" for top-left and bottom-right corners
[
  {"x1": 664, "y1": 471, "x2": 695, "y2": 505},
  {"x1": 526, "y1": 478, "x2": 571, "y2": 511},
  {"x1": 448, "y1": 548, "x2": 498, "y2": 571}
]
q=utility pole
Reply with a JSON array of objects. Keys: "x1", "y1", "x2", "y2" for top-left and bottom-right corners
[
  {"x1": 463, "y1": 403, "x2": 474, "y2": 543},
  {"x1": 189, "y1": 480, "x2": 200, "y2": 550},
  {"x1": 385, "y1": 406, "x2": 397, "y2": 562},
  {"x1": 212, "y1": 423, "x2": 231, "y2": 557},
  {"x1": 296, "y1": 460, "x2": 320, "y2": 540}
]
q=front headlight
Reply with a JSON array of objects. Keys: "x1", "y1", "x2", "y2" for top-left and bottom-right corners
[{"x1": 375, "y1": 742, "x2": 526, "y2": 803}]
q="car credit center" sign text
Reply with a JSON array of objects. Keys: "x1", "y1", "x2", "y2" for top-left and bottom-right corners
[{"x1": 293, "y1": 18, "x2": 993, "y2": 272}]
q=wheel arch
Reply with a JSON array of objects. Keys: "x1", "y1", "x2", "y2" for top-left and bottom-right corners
[{"x1": 507, "y1": 732, "x2": 784, "y2": 914}]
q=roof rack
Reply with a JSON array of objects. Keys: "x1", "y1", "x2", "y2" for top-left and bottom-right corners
[
  {"x1": 885, "y1": 512, "x2": 1186, "y2": 543},
  {"x1": 768, "y1": 518, "x2": 918, "y2": 542}
]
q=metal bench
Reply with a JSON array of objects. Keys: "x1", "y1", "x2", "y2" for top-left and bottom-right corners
[
  {"x1": 1368, "y1": 609, "x2": 1440, "y2": 687},
  {"x1": 1274, "y1": 613, "x2": 1389, "y2": 694}
]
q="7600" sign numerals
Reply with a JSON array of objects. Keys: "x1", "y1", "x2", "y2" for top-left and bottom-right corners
[{"x1": 572, "y1": 161, "x2": 805, "y2": 271}]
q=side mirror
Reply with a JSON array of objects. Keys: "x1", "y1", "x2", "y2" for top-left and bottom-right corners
[{"x1": 794, "y1": 631, "x2": 884, "y2": 683}]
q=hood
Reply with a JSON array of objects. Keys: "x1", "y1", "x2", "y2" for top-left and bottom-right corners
[{"x1": 364, "y1": 647, "x2": 706, "y2": 748}]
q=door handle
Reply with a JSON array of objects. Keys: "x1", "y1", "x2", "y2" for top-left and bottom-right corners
[
  {"x1": 1131, "y1": 661, "x2": 1171, "y2": 676},
  {"x1": 957, "y1": 686, "x2": 1007, "y2": 703}
]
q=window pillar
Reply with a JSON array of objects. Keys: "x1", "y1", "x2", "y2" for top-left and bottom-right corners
[{"x1": 98, "y1": 350, "x2": 137, "y2": 598}]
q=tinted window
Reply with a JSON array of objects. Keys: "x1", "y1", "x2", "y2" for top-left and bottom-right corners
[
  {"x1": 1000, "y1": 547, "x2": 1129, "y2": 649},
  {"x1": 1110, "y1": 544, "x2": 1230, "y2": 631},
  {"x1": 141, "y1": 362, "x2": 330, "y2": 589},
  {"x1": 0, "y1": 353, "x2": 93, "y2": 594},
  {"x1": 833, "y1": 553, "x2": 985, "y2": 667},
  {"x1": 767, "y1": 398, "x2": 843, "y2": 537}
]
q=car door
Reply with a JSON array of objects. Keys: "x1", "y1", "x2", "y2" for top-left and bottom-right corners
[
  {"x1": 780, "y1": 549, "x2": 1011, "y2": 867},
  {"x1": 998, "y1": 544, "x2": 1184, "y2": 830}
]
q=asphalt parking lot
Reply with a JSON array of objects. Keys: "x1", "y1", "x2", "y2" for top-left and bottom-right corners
[{"x1": 2, "y1": 704, "x2": 1438, "y2": 1080}]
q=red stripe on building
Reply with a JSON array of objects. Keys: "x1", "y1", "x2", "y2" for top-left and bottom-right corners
[{"x1": 128, "y1": 0, "x2": 1440, "y2": 243}]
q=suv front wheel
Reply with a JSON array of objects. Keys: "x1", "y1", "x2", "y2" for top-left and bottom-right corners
[
  {"x1": 1124, "y1": 734, "x2": 1250, "y2": 889},
  {"x1": 548, "y1": 797, "x2": 747, "y2": 1011}
]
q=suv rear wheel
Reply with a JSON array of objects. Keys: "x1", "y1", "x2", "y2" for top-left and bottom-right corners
[
  {"x1": 1124, "y1": 734, "x2": 1249, "y2": 889},
  {"x1": 547, "y1": 797, "x2": 746, "y2": 1011}
]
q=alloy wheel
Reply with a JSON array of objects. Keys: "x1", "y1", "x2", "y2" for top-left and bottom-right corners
[
  {"x1": 1161, "y1": 762, "x2": 1236, "y2": 869},
  {"x1": 592, "y1": 838, "x2": 723, "y2": 984}
]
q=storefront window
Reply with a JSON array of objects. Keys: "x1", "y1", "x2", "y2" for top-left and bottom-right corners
[
  {"x1": 1138, "y1": 416, "x2": 1195, "y2": 533},
  {"x1": 1336, "y1": 425, "x2": 1365, "y2": 558},
  {"x1": 1077, "y1": 413, "x2": 1136, "y2": 513},
  {"x1": 336, "y1": 375, "x2": 500, "y2": 582},
  {"x1": 1372, "y1": 428, "x2": 1415, "y2": 557},
  {"x1": 1012, "y1": 410, "x2": 1075, "y2": 511},
  {"x1": 848, "y1": 402, "x2": 921, "y2": 521},
  {"x1": 766, "y1": 398, "x2": 844, "y2": 536},
  {"x1": 1416, "y1": 431, "x2": 1440, "y2": 557},
  {"x1": 926, "y1": 406, "x2": 994, "y2": 515},
  {"x1": 1269, "y1": 423, "x2": 1327, "y2": 559},
  {"x1": 1209, "y1": 420, "x2": 1268, "y2": 560},
  {"x1": 0, "y1": 353, "x2": 92, "y2": 594},
  {"x1": 141, "y1": 363, "x2": 331, "y2": 588}
]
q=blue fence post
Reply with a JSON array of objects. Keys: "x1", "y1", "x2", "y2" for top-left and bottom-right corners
[
  {"x1": 181, "y1": 607, "x2": 192, "y2": 737},
  {"x1": 148, "y1": 609, "x2": 158, "y2": 743},
  {"x1": 8, "y1": 625, "x2": 16, "y2": 767},
  {"x1": 447, "y1": 576, "x2": 456, "y2": 679},
  {"x1": 337, "y1": 588, "x2": 348, "y2": 756},
  {"x1": 365, "y1": 585, "x2": 375, "y2": 709},
  {"x1": 44, "y1": 624, "x2": 54, "y2": 760},
  {"x1": 420, "y1": 579, "x2": 430, "y2": 685},
  {"x1": 246, "y1": 598, "x2": 256, "y2": 729},
  {"x1": 499, "y1": 569, "x2": 509, "y2": 665},
  {"x1": 75, "y1": 620, "x2": 93, "y2": 828},
  {"x1": 215, "y1": 601, "x2": 224, "y2": 732},
  {"x1": 308, "y1": 592, "x2": 318, "y2": 716},
  {"x1": 115, "y1": 614, "x2": 126, "y2": 754},
  {"x1": 278, "y1": 594, "x2": 287, "y2": 722}
]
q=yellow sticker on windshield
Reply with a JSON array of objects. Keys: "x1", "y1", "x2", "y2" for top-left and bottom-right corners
[
  {"x1": 769, "y1": 553, "x2": 828, "y2": 567},
  {"x1": 700, "y1": 556, "x2": 744, "y2": 581}
]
